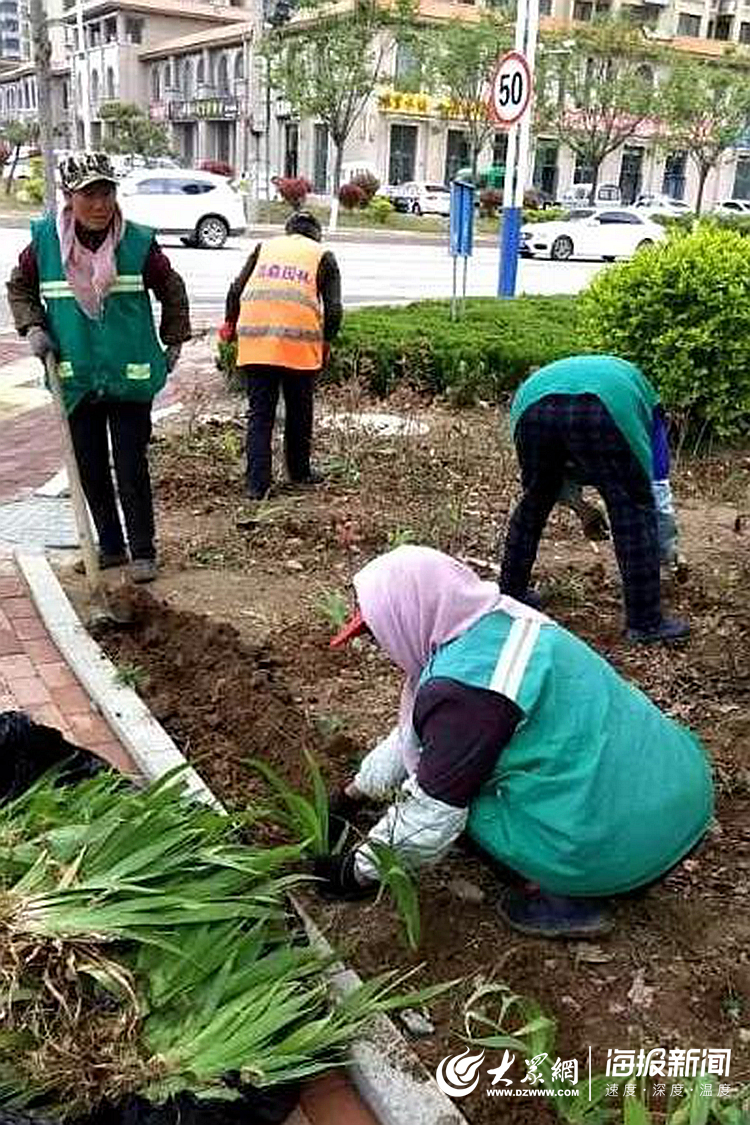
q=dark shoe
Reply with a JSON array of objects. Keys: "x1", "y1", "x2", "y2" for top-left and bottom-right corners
[
  {"x1": 513, "y1": 589, "x2": 543, "y2": 610},
  {"x1": 498, "y1": 887, "x2": 613, "y2": 939},
  {"x1": 289, "y1": 469, "x2": 324, "y2": 487},
  {"x1": 246, "y1": 487, "x2": 270, "y2": 501},
  {"x1": 130, "y1": 558, "x2": 158, "y2": 584},
  {"x1": 74, "y1": 550, "x2": 128, "y2": 575},
  {"x1": 626, "y1": 617, "x2": 690, "y2": 644}
]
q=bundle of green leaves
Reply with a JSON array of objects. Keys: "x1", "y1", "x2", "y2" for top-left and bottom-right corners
[{"x1": 0, "y1": 768, "x2": 447, "y2": 1120}]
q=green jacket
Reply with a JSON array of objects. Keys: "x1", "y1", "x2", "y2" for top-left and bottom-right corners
[
  {"x1": 421, "y1": 610, "x2": 713, "y2": 895},
  {"x1": 32, "y1": 215, "x2": 167, "y2": 415},
  {"x1": 510, "y1": 355, "x2": 660, "y2": 480}
]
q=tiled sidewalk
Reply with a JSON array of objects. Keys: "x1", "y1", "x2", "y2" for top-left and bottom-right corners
[
  {"x1": 0, "y1": 555, "x2": 379, "y2": 1125},
  {"x1": 0, "y1": 334, "x2": 226, "y2": 507}
]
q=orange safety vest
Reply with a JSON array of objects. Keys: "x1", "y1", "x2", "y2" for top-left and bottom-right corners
[{"x1": 237, "y1": 234, "x2": 324, "y2": 370}]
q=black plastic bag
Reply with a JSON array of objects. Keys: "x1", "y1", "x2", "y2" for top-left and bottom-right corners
[
  {"x1": 80, "y1": 1083, "x2": 301, "y2": 1125},
  {"x1": 0, "y1": 711, "x2": 107, "y2": 803}
]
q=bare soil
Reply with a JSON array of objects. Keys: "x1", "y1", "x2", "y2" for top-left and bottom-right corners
[{"x1": 67, "y1": 387, "x2": 750, "y2": 1125}]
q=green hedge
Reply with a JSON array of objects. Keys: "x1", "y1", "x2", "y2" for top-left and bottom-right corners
[
  {"x1": 325, "y1": 296, "x2": 584, "y2": 400},
  {"x1": 581, "y1": 226, "x2": 750, "y2": 442}
]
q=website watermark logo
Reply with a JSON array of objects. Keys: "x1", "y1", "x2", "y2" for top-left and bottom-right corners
[
  {"x1": 434, "y1": 1048, "x2": 733, "y2": 1102},
  {"x1": 435, "y1": 1049, "x2": 487, "y2": 1098}
]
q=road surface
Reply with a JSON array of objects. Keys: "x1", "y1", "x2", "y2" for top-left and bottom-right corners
[{"x1": 0, "y1": 229, "x2": 604, "y2": 333}]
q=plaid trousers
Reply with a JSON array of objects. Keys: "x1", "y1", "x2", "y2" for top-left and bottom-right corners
[{"x1": 500, "y1": 394, "x2": 662, "y2": 631}]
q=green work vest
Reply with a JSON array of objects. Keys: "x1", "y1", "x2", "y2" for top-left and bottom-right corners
[
  {"x1": 509, "y1": 355, "x2": 660, "y2": 480},
  {"x1": 32, "y1": 215, "x2": 167, "y2": 415},
  {"x1": 420, "y1": 611, "x2": 713, "y2": 896}
]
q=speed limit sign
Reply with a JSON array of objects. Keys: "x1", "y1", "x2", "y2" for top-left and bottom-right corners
[{"x1": 488, "y1": 50, "x2": 532, "y2": 127}]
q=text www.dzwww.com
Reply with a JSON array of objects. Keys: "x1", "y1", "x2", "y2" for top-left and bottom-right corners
[{"x1": 487, "y1": 1089, "x2": 581, "y2": 1098}]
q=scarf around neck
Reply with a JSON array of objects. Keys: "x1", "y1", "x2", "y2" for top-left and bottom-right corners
[{"x1": 56, "y1": 203, "x2": 123, "y2": 319}]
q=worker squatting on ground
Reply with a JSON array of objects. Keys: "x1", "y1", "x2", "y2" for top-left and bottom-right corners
[
  {"x1": 222, "y1": 210, "x2": 343, "y2": 500},
  {"x1": 499, "y1": 354, "x2": 688, "y2": 644},
  {"x1": 5, "y1": 152, "x2": 191, "y2": 584},
  {"x1": 317, "y1": 545, "x2": 713, "y2": 939}
]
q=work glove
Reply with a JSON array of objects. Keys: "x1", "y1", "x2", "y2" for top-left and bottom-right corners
[
  {"x1": 313, "y1": 851, "x2": 378, "y2": 901},
  {"x1": 165, "y1": 344, "x2": 182, "y2": 373},
  {"x1": 218, "y1": 320, "x2": 237, "y2": 343},
  {"x1": 26, "y1": 326, "x2": 56, "y2": 362},
  {"x1": 322, "y1": 341, "x2": 331, "y2": 367},
  {"x1": 327, "y1": 788, "x2": 365, "y2": 848}
]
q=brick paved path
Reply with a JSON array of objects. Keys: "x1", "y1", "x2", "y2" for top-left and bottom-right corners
[{"x1": 0, "y1": 333, "x2": 226, "y2": 506}]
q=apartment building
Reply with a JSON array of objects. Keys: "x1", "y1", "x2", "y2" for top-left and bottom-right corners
[
  {"x1": 1, "y1": 0, "x2": 749, "y2": 209},
  {"x1": 273, "y1": 0, "x2": 750, "y2": 209},
  {"x1": 0, "y1": 0, "x2": 28, "y2": 64},
  {"x1": 141, "y1": 18, "x2": 259, "y2": 172}
]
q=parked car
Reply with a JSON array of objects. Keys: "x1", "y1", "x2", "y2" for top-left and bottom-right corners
[
  {"x1": 118, "y1": 168, "x2": 246, "y2": 248},
  {"x1": 390, "y1": 181, "x2": 451, "y2": 216},
  {"x1": 714, "y1": 199, "x2": 750, "y2": 214},
  {"x1": 520, "y1": 208, "x2": 665, "y2": 261},
  {"x1": 633, "y1": 194, "x2": 690, "y2": 215},
  {"x1": 558, "y1": 182, "x2": 622, "y2": 208}
]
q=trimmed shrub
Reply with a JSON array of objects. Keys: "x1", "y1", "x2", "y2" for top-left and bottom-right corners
[
  {"x1": 479, "y1": 188, "x2": 502, "y2": 217},
  {"x1": 580, "y1": 226, "x2": 750, "y2": 442},
  {"x1": 339, "y1": 182, "x2": 367, "y2": 210},
  {"x1": 523, "y1": 207, "x2": 564, "y2": 224},
  {"x1": 275, "y1": 176, "x2": 312, "y2": 209},
  {"x1": 366, "y1": 195, "x2": 393, "y2": 224},
  {"x1": 199, "y1": 159, "x2": 234, "y2": 177},
  {"x1": 351, "y1": 170, "x2": 380, "y2": 203},
  {"x1": 325, "y1": 296, "x2": 583, "y2": 398}
]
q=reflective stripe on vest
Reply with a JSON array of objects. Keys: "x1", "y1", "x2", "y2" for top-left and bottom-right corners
[
  {"x1": 40, "y1": 275, "x2": 144, "y2": 299},
  {"x1": 488, "y1": 617, "x2": 541, "y2": 703},
  {"x1": 237, "y1": 235, "x2": 324, "y2": 370}
]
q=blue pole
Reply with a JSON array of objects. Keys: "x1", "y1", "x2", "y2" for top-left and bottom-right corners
[{"x1": 498, "y1": 205, "x2": 522, "y2": 298}]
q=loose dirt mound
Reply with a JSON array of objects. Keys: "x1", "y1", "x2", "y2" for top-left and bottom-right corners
[{"x1": 107, "y1": 589, "x2": 361, "y2": 805}]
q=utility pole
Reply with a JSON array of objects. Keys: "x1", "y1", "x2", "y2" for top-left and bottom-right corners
[
  {"x1": 30, "y1": 0, "x2": 56, "y2": 213},
  {"x1": 76, "y1": 0, "x2": 91, "y2": 148}
]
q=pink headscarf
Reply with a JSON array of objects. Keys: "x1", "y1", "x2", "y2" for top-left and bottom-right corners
[
  {"x1": 57, "y1": 201, "x2": 123, "y2": 320},
  {"x1": 353, "y1": 546, "x2": 501, "y2": 768}
]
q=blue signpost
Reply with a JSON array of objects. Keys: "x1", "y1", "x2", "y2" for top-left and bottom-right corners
[
  {"x1": 449, "y1": 179, "x2": 475, "y2": 318},
  {"x1": 487, "y1": 3, "x2": 539, "y2": 298}
]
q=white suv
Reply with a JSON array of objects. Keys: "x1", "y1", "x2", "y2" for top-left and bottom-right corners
[
  {"x1": 393, "y1": 181, "x2": 451, "y2": 216},
  {"x1": 118, "y1": 168, "x2": 246, "y2": 248}
]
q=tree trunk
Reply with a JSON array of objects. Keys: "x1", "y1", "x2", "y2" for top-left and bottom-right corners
[
  {"x1": 30, "y1": 0, "x2": 56, "y2": 214},
  {"x1": 329, "y1": 141, "x2": 344, "y2": 234},
  {"x1": 589, "y1": 160, "x2": 601, "y2": 206},
  {"x1": 695, "y1": 164, "x2": 709, "y2": 216},
  {"x1": 5, "y1": 145, "x2": 21, "y2": 197}
]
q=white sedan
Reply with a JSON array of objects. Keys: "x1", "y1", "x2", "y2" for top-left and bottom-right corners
[
  {"x1": 119, "y1": 168, "x2": 246, "y2": 248},
  {"x1": 520, "y1": 208, "x2": 665, "y2": 261}
]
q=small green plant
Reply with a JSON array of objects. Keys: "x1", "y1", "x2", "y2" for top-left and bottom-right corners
[
  {"x1": 365, "y1": 840, "x2": 421, "y2": 951},
  {"x1": 215, "y1": 337, "x2": 242, "y2": 393},
  {"x1": 248, "y1": 747, "x2": 338, "y2": 858},
  {"x1": 317, "y1": 589, "x2": 349, "y2": 631},
  {"x1": 366, "y1": 195, "x2": 394, "y2": 224},
  {"x1": 114, "y1": 662, "x2": 149, "y2": 691},
  {"x1": 387, "y1": 527, "x2": 417, "y2": 548}
]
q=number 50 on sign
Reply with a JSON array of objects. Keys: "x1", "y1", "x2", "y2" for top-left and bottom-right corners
[{"x1": 487, "y1": 51, "x2": 532, "y2": 127}]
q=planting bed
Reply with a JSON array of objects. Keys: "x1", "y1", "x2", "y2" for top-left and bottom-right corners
[{"x1": 72, "y1": 388, "x2": 750, "y2": 1125}]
